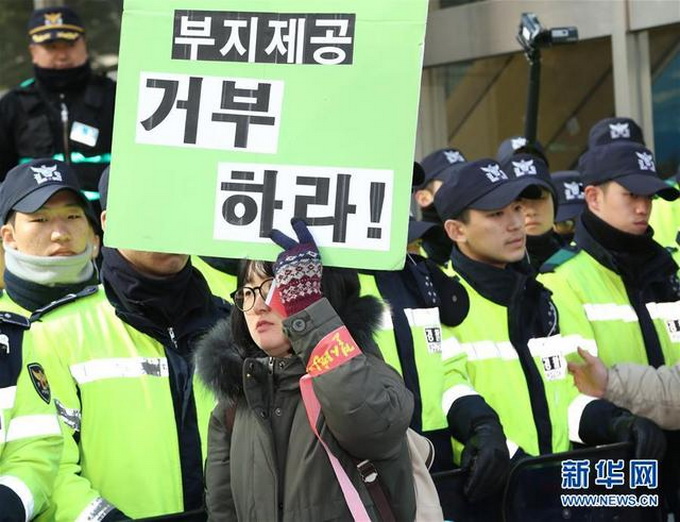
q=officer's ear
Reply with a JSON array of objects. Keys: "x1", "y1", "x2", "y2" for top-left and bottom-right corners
[
  {"x1": 0, "y1": 220, "x2": 16, "y2": 249},
  {"x1": 28, "y1": 43, "x2": 41, "y2": 65},
  {"x1": 91, "y1": 234, "x2": 101, "y2": 259},
  {"x1": 100, "y1": 210, "x2": 107, "y2": 231},
  {"x1": 584, "y1": 185, "x2": 603, "y2": 213},
  {"x1": 444, "y1": 218, "x2": 467, "y2": 243}
]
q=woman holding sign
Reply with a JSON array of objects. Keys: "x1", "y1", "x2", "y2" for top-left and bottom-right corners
[{"x1": 195, "y1": 219, "x2": 416, "y2": 521}]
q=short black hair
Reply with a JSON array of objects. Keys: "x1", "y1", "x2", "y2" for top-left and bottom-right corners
[{"x1": 453, "y1": 209, "x2": 471, "y2": 224}]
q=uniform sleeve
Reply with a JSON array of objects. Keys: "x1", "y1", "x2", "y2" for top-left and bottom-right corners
[
  {"x1": 0, "y1": 343, "x2": 62, "y2": 521},
  {"x1": 285, "y1": 298, "x2": 414, "y2": 461},
  {"x1": 25, "y1": 331, "x2": 129, "y2": 521},
  {"x1": 605, "y1": 363, "x2": 680, "y2": 430},
  {"x1": 205, "y1": 402, "x2": 237, "y2": 521}
]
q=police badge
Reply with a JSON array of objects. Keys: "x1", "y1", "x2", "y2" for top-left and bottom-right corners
[{"x1": 27, "y1": 363, "x2": 51, "y2": 403}]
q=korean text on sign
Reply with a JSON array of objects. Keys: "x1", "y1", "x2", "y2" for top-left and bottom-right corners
[
  {"x1": 214, "y1": 163, "x2": 393, "y2": 251},
  {"x1": 172, "y1": 11, "x2": 355, "y2": 65},
  {"x1": 137, "y1": 72, "x2": 284, "y2": 153}
]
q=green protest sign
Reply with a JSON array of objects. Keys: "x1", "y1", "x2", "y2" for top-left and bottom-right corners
[{"x1": 107, "y1": 0, "x2": 427, "y2": 269}]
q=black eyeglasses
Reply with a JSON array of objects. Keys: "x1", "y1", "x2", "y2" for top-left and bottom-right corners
[{"x1": 230, "y1": 278, "x2": 274, "y2": 312}]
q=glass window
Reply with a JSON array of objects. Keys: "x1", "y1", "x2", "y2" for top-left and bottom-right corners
[
  {"x1": 426, "y1": 37, "x2": 614, "y2": 170},
  {"x1": 650, "y1": 23, "x2": 680, "y2": 177}
]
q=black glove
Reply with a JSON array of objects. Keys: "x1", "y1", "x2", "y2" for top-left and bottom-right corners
[
  {"x1": 608, "y1": 412, "x2": 667, "y2": 460},
  {"x1": 448, "y1": 395, "x2": 510, "y2": 503},
  {"x1": 460, "y1": 419, "x2": 511, "y2": 503},
  {"x1": 579, "y1": 400, "x2": 667, "y2": 460}
]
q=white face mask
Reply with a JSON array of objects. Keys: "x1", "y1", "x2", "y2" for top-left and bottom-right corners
[{"x1": 3, "y1": 241, "x2": 95, "y2": 286}]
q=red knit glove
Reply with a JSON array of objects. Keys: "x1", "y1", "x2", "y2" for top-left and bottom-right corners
[{"x1": 269, "y1": 219, "x2": 323, "y2": 317}]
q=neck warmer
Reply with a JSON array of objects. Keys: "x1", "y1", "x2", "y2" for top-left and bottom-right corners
[
  {"x1": 450, "y1": 245, "x2": 531, "y2": 307},
  {"x1": 100, "y1": 247, "x2": 213, "y2": 329},
  {"x1": 580, "y1": 209, "x2": 657, "y2": 277},
  {"x1": 3, "y1": 244, "x2": 98, "y2": 312},
  {"x1": 526, "y1": 231, "x2": 564, "y2": 271},
  {"x1": 34, "y1": 61, "x2": 91, "y2": 93},
  {"x1": 4, "y1": 243, "x2": 95, "y2": 286}
]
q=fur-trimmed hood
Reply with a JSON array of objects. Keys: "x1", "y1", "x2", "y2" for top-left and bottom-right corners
[{"x1": 194, "y1": 295, "x2": 384, "y2": 403}]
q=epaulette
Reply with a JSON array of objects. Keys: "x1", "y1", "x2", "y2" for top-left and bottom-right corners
[
  {"x1": 30, "y1": 285, "x2": 99, "y2": 323},
  {"x1": 539, "y1": 244, "x2": 580, "y2": 274},
  {"x1": 0, "y1": 311, "x2": 30, "y2": 330}
]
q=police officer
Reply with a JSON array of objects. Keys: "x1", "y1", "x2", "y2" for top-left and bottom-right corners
[
  {"x1": 433, "y1": 159, "x2": 666, "y2": 515},
  {"x1": 0, "y1": 6, "x2": 115, "y2": 203},
  {"x1": 540, "y1": 142, "x2": 680, "y2": 368},
  {"x1": 586, "y1": 116, "x2": 680, "y2": 265},
  {"x1": 0, "y1": 315, "x2": 62, "y2": 521},
  {"x1": 359, "y1": 217, "x2": 469, "y2": 471},
  {"x1": 500, "y1": 153, "x2": 562, "y2": 270},
  {"x1": 414, "y1": 148, "x2": 467, "y2": 265},
  {"x1": 25, "y1": 168, "x2": 230, "y2": 520},
  {"x1": 551, "y1": 170, "x2": 585, "y2": 243},
  {"x1": 540, "y1": 141, "x2": 680, "y2": 517},
  {"x1": 0, "y1": 159, "x2": 99, "y2": 314}
]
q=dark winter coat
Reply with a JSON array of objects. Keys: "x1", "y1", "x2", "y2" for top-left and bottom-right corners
[{"x1": 195, "y1": 296, "x2": 416, "y2": 521}]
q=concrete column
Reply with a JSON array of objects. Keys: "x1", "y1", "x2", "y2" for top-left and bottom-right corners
[
  {"x1": 610, "y1": 0, "x2": 655, "y2": 149},
  {"x1": 415, "y1": 67, "x2": 449, "y2": 160}
]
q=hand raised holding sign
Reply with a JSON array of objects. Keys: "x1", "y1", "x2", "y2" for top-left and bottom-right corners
[{"x1": 269, "y1": 218, "x2": 323, "y2": 317}]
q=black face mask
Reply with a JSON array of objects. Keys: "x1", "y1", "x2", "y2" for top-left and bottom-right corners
[{"x1": 34, "y1": 60, "x2": 91, "y2": 93}]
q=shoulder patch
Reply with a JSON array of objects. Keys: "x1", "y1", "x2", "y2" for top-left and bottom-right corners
[
  {"x1": 27, "y1": 362, "x2": 51, "y2": 404},
  {"x1": 30, "y1": 285, "x2": 99, "y2": 323},
  {"x1": 539, "y1": 245, "x2": 580, "y2": 274}
]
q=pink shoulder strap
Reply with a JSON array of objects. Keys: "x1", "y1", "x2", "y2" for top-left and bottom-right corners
[{"x1": 299, "y1": 374, "x2": 371, "y2": 521}]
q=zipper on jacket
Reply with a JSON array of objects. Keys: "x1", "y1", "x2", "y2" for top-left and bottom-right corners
[
  {"x1": 59, "y1": 94, "x2": 71, "y2": 164},
  {"x1": 264, "y1": 356, "x2": 284, "y2": 521},
  {"x1": 168, "y1": 327, "x2": 178, "y2": 350}
]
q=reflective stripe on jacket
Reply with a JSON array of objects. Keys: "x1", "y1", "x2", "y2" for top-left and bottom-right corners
[
  {"x1": 26, "y1": 287, "x2": 217, "y2": 521},
  {"x1": 0, "y1": 313, "x2": 61, "y2": 520},
  {"x1": 540, "y1": 251, "x2": 680, "y2": 368},
  {"x1": 442, "y1": 273, "x2": 596, "y2": 458}
]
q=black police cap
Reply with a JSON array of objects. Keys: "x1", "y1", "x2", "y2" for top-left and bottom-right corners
[
  {"x1": 580, "y1": 141, "x2": 679, "y2": 201},
  {"x1": 416, "y1": 148, "x2": 467, "y2": 191},
  {"x1": 434, "y1": 158, "x2": 542, "y2": 221},
  {"x1": 0, "y1": 159, "x2": 95, "y2": 224},
  {"x1": 28, "y1": 6, "x2": 84, "y2": 44},
  {"x1": 500, "y1": 153, "x2": 557, "y2": 203},
  {"x1": 496, "y1": 136, "x2": 548, "y2": 166},
  {"x1": 588, "y1": 117, "x2": 644, "y2": 148},
  {"x1": 552, "y1": 170, "x2": 585, "y2": 223}
]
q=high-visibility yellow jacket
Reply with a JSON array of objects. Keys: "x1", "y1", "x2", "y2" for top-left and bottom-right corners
[
  {"x1": 28, "y1": 286, "x2": 222, "y2": 521},
  {"x1": 540, "y1": 222, "x2": 680, "y2": 368},
  {"x1": 0, "y1": 312, "x2": 62, "y2": 521},
  {"x1": 359, "y1": 273, "x2": 451, "y2": 434},
  {"x1": 442, "y1": 252, "x2": 597, "y2": 459}
]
